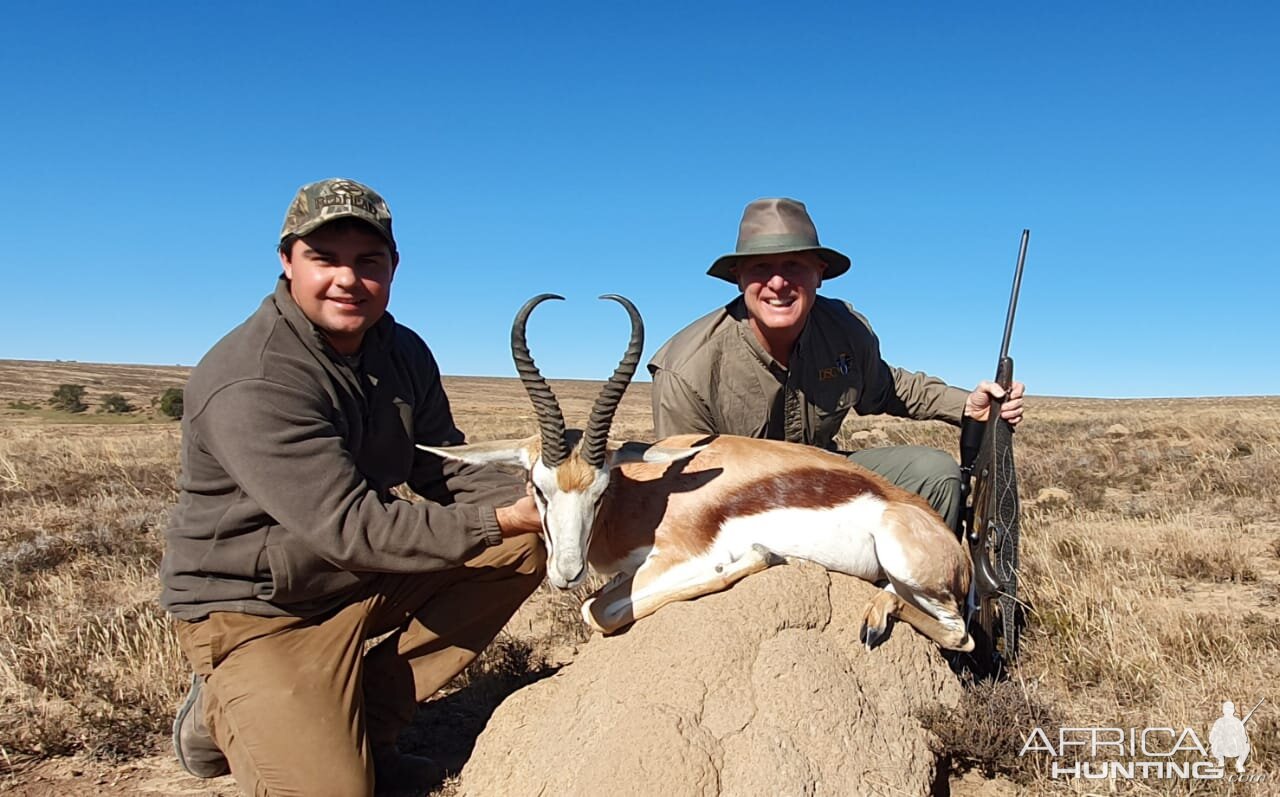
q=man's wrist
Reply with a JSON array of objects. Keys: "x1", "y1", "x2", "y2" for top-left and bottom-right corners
[{"x1": 478, "y1": 505, "x2": 504, "y2": 546}]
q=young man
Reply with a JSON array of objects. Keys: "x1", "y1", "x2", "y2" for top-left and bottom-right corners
[
  {"x1": 160, "y1": 178, "x2": 545, "y2": 796},
  {"x1": 648, "y1": 197, "x2": 1025, "y2": 530}
]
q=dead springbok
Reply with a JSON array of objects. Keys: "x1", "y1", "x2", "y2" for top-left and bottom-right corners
[{"x1": 421, "y1": 294, "x2": 974, "y2": 652}]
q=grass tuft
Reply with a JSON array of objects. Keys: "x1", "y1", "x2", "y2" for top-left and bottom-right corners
[{"x1": 918, "y1": 676, "x2": 1058, "y2": 783}]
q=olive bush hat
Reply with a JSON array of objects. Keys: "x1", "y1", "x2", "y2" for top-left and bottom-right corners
[
  {"x1": 707, "y1": 197, "x2": 851, "y2": 283},
  {"x1": 280, "y1": 177, "x2": 396, "y2": 250}
]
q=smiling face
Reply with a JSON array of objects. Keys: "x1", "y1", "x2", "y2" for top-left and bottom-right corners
[
  {"x1": 280, "y1": 221, "x2": 399, "y2": 354},
  {"x1": 732, "y1": 251, "x2": 826, "y2": 360}
]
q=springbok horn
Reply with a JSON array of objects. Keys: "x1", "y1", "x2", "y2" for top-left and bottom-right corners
[
  {"x1": 512, "y1": 294, "x2": 569, "y2": 466},
  {"x1": 581, "y1": 295, "x2": 644, "y2": 467}
]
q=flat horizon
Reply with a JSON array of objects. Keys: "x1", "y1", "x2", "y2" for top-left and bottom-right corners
[{"x1": 1, "y1": 358, "x2": 1274, "y2": 402}]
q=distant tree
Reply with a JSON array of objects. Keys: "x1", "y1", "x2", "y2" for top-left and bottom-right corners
[
  {"x1": 50, "y1": 384, "x2": 87, "y2": 413},
  {"x1": 158, "y1": 387, "x2": 184, "y2": 420},
  {"x1": 100, "y1": 393, "x2": 133, "y2": 414}
]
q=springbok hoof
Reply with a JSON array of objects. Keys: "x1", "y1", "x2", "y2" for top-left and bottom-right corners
[
  {"x1": 859, "y1": 617, "x2": 890, "y2": 651},
  {"x1": 580, "y1": 598, "x2": 606, "y2": 633},
  {"x1": 581, "y1": 596, "x2": 633, "y2": 635},
  {"x1": 749, "y1": 543, "x2": 785, "y2": 567}
]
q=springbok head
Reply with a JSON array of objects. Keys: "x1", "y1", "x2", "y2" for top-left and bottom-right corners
[{"x1": 419, "y1": 294, "x2": 702, "y2": 588}]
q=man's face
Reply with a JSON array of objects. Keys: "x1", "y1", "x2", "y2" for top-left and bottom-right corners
[
  {"x1": 280, "y1": 223, "x2": 398, "y2": 355},
  {"x1": 733, "y1": 251, "x2": 826, "y2": 338}
]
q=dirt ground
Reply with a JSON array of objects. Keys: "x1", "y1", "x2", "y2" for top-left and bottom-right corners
[
  {"x1": 3, "y1": 751, "x2": 1022, "y2": 796},
  {"x1": 1, "y1": 754, "x2": 236, "y2": 796}
]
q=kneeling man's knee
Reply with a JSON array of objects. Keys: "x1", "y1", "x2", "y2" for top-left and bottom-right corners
[
  {"x1": 508, "y1": 532, "x2": 547, "y2": 578},
  {"x1": 915, "y1": 446, "x2": 961, "y2": 484}
]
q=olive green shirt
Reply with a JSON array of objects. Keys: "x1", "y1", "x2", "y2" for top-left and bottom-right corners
[{"x1": 648, "y1": 296, "x2": 968, "y2": 448}]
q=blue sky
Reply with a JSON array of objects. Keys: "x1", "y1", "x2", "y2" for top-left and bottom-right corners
[{"x1": 1, "y1": 2, "x2": 1276, "y2": 398}]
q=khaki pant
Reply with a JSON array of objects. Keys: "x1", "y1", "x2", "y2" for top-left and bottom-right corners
[
  {"x1": 845, "y1": 445, "x2": 962, "y2": 530},
  {"x1": 175, "y1": 533, "x2": 546, "y2": 797}
]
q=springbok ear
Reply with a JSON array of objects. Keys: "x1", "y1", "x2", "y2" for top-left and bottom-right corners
[
  {"x1": 608, "y1": 441, "x2": 706, "y2": 469},
  {"x1": 417, "y1": 439, "x2": 535, "y2": 470}
]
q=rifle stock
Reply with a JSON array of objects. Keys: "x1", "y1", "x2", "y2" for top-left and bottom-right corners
[{"x1": 961, "y1": 230, "x2": 1028, "y2": 670}]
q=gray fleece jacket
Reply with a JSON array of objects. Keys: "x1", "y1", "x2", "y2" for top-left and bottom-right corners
[{"x1": 160, "y1": 278, "x2": 524, "y2": 620}]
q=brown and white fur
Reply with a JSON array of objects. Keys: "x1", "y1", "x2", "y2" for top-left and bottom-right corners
[{"x1": 420, "y1": 295, "x2": 974, "y2": 652}]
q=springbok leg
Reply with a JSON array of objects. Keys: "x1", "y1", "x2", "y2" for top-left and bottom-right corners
[
  {"x1": 582, "y1": 544, "x2": 783, "y2": 633},
  {"x1": 858, "y1": 586, "x2": 974, "y2": 652},
  {"x1": 858, "y1": 503, "x2": 974, "y2": 651}
]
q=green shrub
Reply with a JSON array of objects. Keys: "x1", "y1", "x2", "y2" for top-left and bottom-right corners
[
  {"x1": 50, "y1": 384, "x2": 87, "y2": 413},
  {"x1": 99, "y1": 393, "x2": 134, "y2": 414},
  {"x1": 158, "y1": 387, "x2": 184, "y2": 420}
]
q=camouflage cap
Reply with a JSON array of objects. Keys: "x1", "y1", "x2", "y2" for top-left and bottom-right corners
[{"x1": 280, "y1": 178, "x2": 396, "y2": 250}]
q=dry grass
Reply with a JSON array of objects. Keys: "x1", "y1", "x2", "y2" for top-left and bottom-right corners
[
  {"x1": 0, "y1": 424, "x2": 185, "y2": 766},
  {"x1": 2, "y1": 363, "x2": 1279, "y2": 795},
  {"x1": 914, "y1": 397, "x2": 1280, "y2": 793},
  {"x1": 919, "y1": 674, "x2": 1060, "y2": 784}
]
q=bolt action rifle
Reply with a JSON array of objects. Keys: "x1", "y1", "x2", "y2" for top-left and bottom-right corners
[{"x1": 958, "y1": 229, "x2": 1029, "y2": 671}]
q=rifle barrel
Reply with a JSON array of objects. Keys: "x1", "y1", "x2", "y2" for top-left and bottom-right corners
[
  {"x1": 1243, "y1": 697, "x2": 1267, "y2": 724},
  {"x1": 998, "y1": 229, "x2": 1030, "y2": 361}
]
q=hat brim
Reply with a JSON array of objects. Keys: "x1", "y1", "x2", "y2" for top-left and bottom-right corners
[{"x1": 707, "y1": 245, "x2": 851, "y2": 283}]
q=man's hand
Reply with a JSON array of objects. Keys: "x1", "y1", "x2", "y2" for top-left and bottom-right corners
[
  {"x1": 963, "y1": 380, "x2": 1026, "y2": 426},
  {"x1": 495, "y1": 495, "x2": 543, "y2": 537}
]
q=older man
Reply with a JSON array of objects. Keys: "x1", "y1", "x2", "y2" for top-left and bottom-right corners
[{"x1": 649, "y1": 197, "x2": 1024, "y2": 530}]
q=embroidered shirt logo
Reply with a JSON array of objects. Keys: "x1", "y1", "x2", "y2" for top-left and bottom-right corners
[{"x1": 818, "y1": 353, "x2": 854, "y2": 381}]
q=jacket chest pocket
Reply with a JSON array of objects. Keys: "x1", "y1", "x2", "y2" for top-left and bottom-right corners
[
  {"x1": 808, "y1": 375, "x2": 858, "y2": 418},
  {"x1": 804, "y1": 379, "x2": 859, "y2": 447}
]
